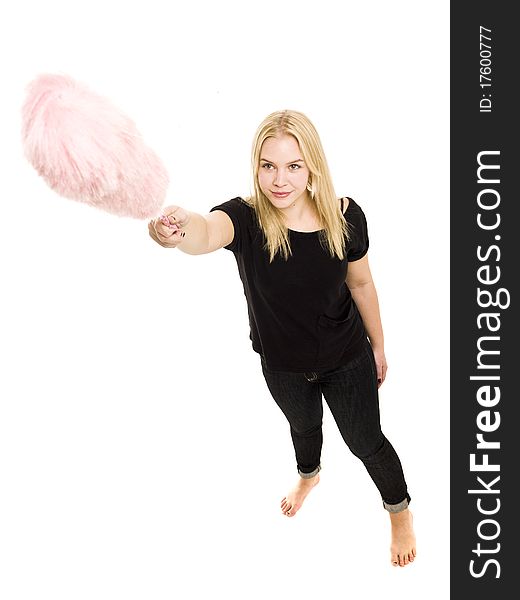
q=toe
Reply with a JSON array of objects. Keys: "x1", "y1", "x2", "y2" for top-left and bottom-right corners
[{"x1": 391, "y1": 555, "x2": 399, "y2": 567}]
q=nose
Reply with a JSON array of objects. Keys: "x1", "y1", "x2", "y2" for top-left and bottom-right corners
[{"x1": 273, "y1": 169, "x2": 288, "y2": 187}]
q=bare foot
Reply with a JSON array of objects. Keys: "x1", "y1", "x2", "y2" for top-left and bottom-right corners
[
  {"x1": 390, "y1": 508, "x2": 416, "y2": 567},
  {"x1": 281, "y1": 473, "x2": 320, "y2": 517}
]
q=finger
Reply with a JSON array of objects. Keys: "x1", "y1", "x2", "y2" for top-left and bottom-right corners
[
  {"x1": 148, "y1": 221, "x2": 161, "y2": 242},
  {"x1": 379, "y1": 362, "x2": 388, "y2": 385},
  {"x1": 159, "y1": 205, "x2": 180, "y2": 218},
  {"x1": 168, "y1": 214, "x2": 188, "y2": 229},
  {"x1": 155, "y1": 228, "x2": 180, "y2": 244},
  {"x1": 157, "y1": 213, "x2": 182, "y2": 230},
  {"x1": 159, "y1": 215, "x2": 174, "y2": 228},
  {"x1": 165, "y1": 207, "x2": 189, "y2": 227},
  {"x1": 156, "y1": 222, "x2": 180, "y2": 240},
  {"x1": 148, "y1": 220, "x2": 184, "y2": 247},
  {"x1": 158, "y1": 228, "x2": 185, "y2": 246},
  {"x1": 155, "y1": 218, "x2": 177, "y2": 235},
  {"x1": 162, "y1": 206, "x2": 180, "y2": 222}
]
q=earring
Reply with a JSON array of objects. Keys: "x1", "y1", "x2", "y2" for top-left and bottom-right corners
[{"x1": 306, "y1": 181, "x2": 315, "y2": 198}]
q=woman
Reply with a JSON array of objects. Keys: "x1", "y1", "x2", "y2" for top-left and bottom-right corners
[{"x1": 148, "y1": 110, "x2": 416, "y2": 567}]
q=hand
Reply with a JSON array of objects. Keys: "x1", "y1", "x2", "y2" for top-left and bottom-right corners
[
  {"x1": 371, "y1": 345, "x2": 388, "y2": 388},
  {"x1": 148, "y1": 205, "x2": 191, "y2": 248}
]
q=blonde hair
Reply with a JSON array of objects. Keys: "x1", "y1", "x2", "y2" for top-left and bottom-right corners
[{"x1": 245, "y1": 110, "x2": 350, "y2": 263}]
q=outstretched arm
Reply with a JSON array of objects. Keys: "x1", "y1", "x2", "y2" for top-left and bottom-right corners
[
  {"x1": 148, "y1": 206, "x2": 234, "y2": 255},
  {"x1": 346, "y1": 254, "x2": 388, "y2": 387}
]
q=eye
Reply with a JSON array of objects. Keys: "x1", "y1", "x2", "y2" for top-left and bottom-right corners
[
  {"x1": 289, "y1": 164, "x2": 301, "y2": 170},
  {"x1": 261, "y1": 163, "x2": 274, "y2": 170}
]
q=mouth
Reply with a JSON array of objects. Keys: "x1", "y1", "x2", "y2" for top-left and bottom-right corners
[{"x1": 271, "y1": 191, "x2": 292, "y2": 198}]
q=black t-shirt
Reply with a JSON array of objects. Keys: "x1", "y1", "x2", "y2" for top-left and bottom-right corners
[{"x1": 209, "y1": 197, "x2": 369, "y2": 372}]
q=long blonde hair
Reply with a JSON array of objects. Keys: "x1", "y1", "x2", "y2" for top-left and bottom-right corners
[{"x1": 245, "y1": 110, "x2": 350, "y2": 263}]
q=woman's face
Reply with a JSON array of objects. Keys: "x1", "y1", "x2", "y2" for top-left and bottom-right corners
[{"x1": 257, "y1": 134, "x2": 310, "y2": 209}]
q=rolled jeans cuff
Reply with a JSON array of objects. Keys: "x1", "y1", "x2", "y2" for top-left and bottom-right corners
[
  {"x1": 298, "y1": 465, "x2": 321, "y2": 479},
  {"x1": 383, "y1": 497, "x2": 409, "y2": 513}
]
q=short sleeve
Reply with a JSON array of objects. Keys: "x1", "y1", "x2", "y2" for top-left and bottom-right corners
[
  {"x1": 209, "y1": 197, "x2": 247, "y2": 253},
  {"x1": 345, "y1": 199, "x2": 369, "y2": 262}
]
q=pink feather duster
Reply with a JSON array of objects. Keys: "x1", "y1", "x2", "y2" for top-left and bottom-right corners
[{"x1": 21, "y1": 73, "x2": 169, "y2": 219}]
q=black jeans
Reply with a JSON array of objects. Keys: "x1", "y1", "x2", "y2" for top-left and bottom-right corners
[{"x1": 260, "y1": 338, "x2": 411, "y2": 512}]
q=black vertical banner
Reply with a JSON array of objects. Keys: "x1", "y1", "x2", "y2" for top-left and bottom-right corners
[{"x1": 451, "y1": 2, "x2": 518, "y2": 597}]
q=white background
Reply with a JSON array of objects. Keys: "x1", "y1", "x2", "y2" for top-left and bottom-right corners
[{"x1": 0, "y1": 1, "x2": 449, "y2": 598}]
